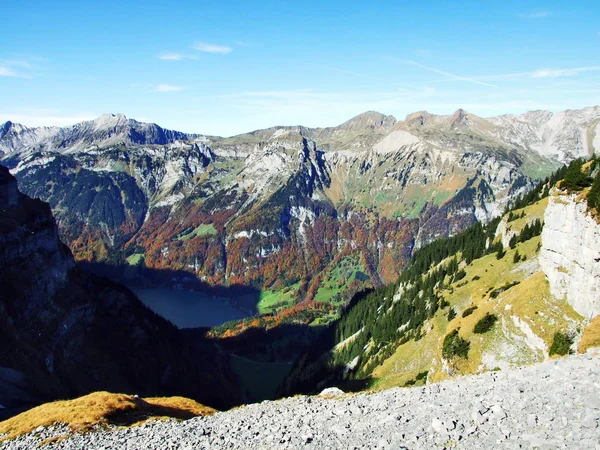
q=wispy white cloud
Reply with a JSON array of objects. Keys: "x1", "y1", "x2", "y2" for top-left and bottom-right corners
[
  {"x1": 0, "y1": 66, "x2": 18, "y2": 77},
  {"x1": 3, "y1": 60, "x2": 35, "y2": 69},
  {"x1": 532, "y1": 66, "x2": 600, "y2": 78},
  {"x1": 154, "y1": 84, "x2": 185, "y2": 92},
  {"x1": 421, "y1": 66, "x2": 600, "y2": 83},
  {"x1": 131, "y1": 83, "x2": 185, "y2": 92},
  {"x1": 235, "y1": 40, "x2": 250, "y2": 47},
  {"x1": 0, "y1": 58, "x2": 46, "y2": 78},
  {"x1": 193, "y1": 42, "x2": 232, "y2": 54},
  {"x1": 518, "y1": 11, "x2": 553, "y2": 19},
  {"x1": 390, "y1": 58, "x2": 499, "y2": 88},
  {"x1": 157, "y1": 53, "x2": 197, "y2": 61}
]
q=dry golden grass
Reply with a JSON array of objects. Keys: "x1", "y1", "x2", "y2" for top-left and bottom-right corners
[
  {"x1": 579, "y1": 315, "x2": 600, "y2": 353},
  {"x1": 0, "y1": 392, "x2": 216, "y2": 442},
  {"x1": 506, "y1": 196, "x2": 548, "y2": 234}
]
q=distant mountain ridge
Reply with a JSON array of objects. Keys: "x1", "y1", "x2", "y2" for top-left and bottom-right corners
[
  {"x1": 1, "y1": 107, "x2": 598, "y2": 328},
  {"x1": 2, "y1": 106, "x2": 598, "y2": 161},
  {"x1": 0, "y1": 113, "x2": 201, "y2": 155}
]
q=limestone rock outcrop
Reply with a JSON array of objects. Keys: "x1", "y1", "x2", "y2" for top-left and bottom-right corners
[{"x1": 539, "y1": 191, "x2": 600, "y2": 319}]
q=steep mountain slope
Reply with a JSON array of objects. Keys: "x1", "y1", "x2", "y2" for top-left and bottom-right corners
[
  {"x1": 280, "y1": 160, "x2": 600, "y2": 395},
  {"x1": 1, "y1": 107, "x2": 598, "y2": 326},
  {"x1": 0, "y1": 165, "x2": 241, "y2": 414}
]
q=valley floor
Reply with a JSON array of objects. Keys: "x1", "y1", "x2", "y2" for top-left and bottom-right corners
[{"x1": 2, "y1": 351, "x2": 599, "y2": 449}]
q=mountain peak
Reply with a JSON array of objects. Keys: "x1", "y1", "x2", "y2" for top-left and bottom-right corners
[
  {"x1": 0, "y1": 120, "x2": 13, "y2": 139},
  {"x1": 338, "y1": 111, "x2": 396, "y2": 130},
  {"x1": 92, "y1": 113, "x2": 130, "y2": 129},
  {"x1": 445, "y1": 108, "x2": 479, "y2": 129},
  {"x1": 404, "y1": 111, "x2": 433, "y2": 127}
]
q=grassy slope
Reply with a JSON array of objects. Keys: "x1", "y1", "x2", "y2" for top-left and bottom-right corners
[
  {"x1": 125, "y1": 253, "x2": 145, "y2": 265},
  {"x1": 313, "y1": 256, "x2": 367, "y2": 305},
  {"x1": 369, "y1": 199, "x2": 584, "y2": 391},
  {"x1": 579, "y1": 315, "x2": 600, "y2": 353},
  {"x1": 506, "y1": 196, "x2": 548, "y2": 232},
  {"x1": 176, "y1": 223, "x2": 218, "y2": 241},
  {"x1": 257, "y1": 283, "x2": 300, "y2": 314},
  {"x1": 0, "y1": 392, "x2": 215, "y2": 442}
]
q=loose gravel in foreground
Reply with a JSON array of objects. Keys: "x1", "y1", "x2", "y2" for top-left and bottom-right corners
[{"x1": 2, "y1": 352, "x2": 600, "y2": 449}]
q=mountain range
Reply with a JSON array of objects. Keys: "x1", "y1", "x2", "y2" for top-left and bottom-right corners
[
  {"x1": 1, "y1": 107, "x2": 600, "y2": 425},
  {"x1": 1, "y1": 107, "x2": 599, "y2": 327}
]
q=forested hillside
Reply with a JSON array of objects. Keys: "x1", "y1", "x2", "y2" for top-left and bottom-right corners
[{"x1": 280, "y1": 161, "x2": 596, "y2": 395}]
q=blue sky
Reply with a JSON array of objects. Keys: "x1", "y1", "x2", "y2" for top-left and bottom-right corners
[{"x1": 1, "y1": 0, "x2": 599, "y2": 136}]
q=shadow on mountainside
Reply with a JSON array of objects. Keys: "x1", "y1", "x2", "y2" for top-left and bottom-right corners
[
  {"x1": 79, "y1": 261, "x2": 261, "y2": 298},
  {"x1": 80, "y1": 262, "x2": 370, "y2": 403},
  {"x1": 79, "y1": 261, "x2": 262, "y2": 318},
  {"x1": 190, "y1": 321, "x2": 372, "y2": 403}
]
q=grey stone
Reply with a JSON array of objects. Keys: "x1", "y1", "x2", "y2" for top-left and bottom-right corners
[
  {"x1": 318, "y1": 387, "x2": 345, "y2": 398},
  {"x1": 582, "y1": 413, "x2": 598, "y2": 429},
  {"x1": 431, "y1": 418, "x2": 445, "y2": 434},
  {"x1": 3, "y1": 353, "x2": 600, "y2": 449}
]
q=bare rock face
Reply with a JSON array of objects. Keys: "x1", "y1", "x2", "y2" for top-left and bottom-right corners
[
  {"x1": 0, "y1": 165, "x2": 74, "y2": 304},
  {"x1": 539, "y1": 191, "x2": 600, "y2": 319},
  {"x1": 0, "y1": 165, "x2": 19, "y2": 205}
]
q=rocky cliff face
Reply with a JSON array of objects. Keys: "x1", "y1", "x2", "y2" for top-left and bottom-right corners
[
  {"x1": 539, "y1": 191, "x2": 600, "y2": 319},
  {"x1": 0, "y1": 165, "x2": 241, "y2": 412},
  {"x1": 0, "y1": 165, "x2": 73, "y2": 305}
]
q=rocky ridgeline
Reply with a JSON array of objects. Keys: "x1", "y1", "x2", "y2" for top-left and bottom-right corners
[{"x1": 3, "y1": 352, "x2": 599, "y2": 449}]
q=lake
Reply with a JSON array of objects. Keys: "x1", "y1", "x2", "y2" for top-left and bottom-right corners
[{"x1": 132, "y1": 287, "x2": 253, "y2": 328}]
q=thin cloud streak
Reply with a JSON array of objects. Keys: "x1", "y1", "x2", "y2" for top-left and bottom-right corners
[
  {"x1": 424, "y1": 66, "x2": 600, "y2": 83},
  {"x1": 0, "y1": 66, "x2": 17, "y2": 77},
  {"x1": 158, "y1": 53, "x2": 197, "y2": 61},
  {"x1": 154, "y1": 84, "x2": 185, "y2": 92},
  {"x1": 518, "y1": 11, "x2": 553, "y2": 19},
  {"x1": 193, "y1": 42, "x2": 232, "y2": 54},
  {"x1": 391, "y1": 58, "x2": 499, "y2": 88},
  {"x1": 532, "y1": 67, "x2": 600, "y2": 78},
  {"x1": 0, "y1": 58, "x2": 46, "y2": 78}
]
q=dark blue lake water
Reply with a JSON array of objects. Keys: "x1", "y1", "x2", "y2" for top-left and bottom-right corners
[{"x1": 133, "y1": 288, "x2": 252, "y2": 328}]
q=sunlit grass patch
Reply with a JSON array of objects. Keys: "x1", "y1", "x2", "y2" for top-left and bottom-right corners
[{"x1": 0, "y1": 392, "x2": 215, "y2": 442}]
